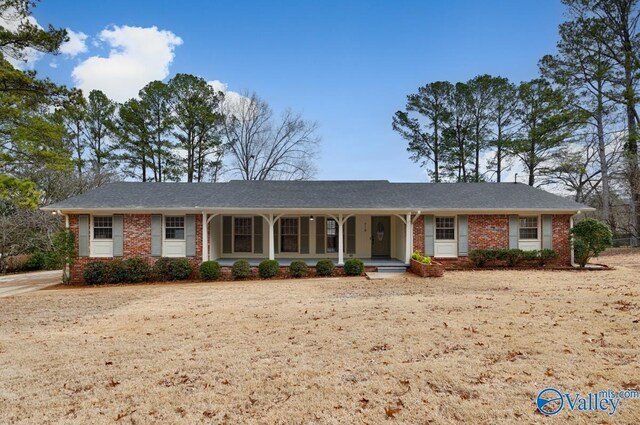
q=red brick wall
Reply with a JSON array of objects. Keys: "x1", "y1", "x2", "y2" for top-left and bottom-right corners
[
  {"x1": 68, "y1": 214, "x2": 203, "y2": 284},
  {"x1": 468, "y1": 214, "x2": 509, "y2": 251},
  {"x1": 412, "y1": 215, "x2": 424, "y2": 253},
  {"x1": 552, "y1": 214, "x2": 571, "y2": 266},
  {"x1": 412, "y1": 213, "x2": 573, "y2": 266}
]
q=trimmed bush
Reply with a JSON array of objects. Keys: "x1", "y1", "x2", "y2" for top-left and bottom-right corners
[
  {"x1": 537, "y1": 249, "x2": 558, "y2": 266},
  {"x1": 469, "y1": 248, "x2": 557, "y2": 268},
  {"x1": 153, "y1": 257, "x2": 173, "y2": 280},
  {"x1": 153, "y1": 257, "x2": 193, "y2": 281},
  {"x1": 344, "y1": 258, "x2": 364, "y2": 276},
  {"x1": 106, "y1": 259, "x2": 128, "y2": 283},
  {"x1": 83, "y1": 261, "x2": 108, "y2": 284},
  {"x1": 258, "y1": 259, "x2": 280, "y2": 279},
  {"x1": 469, "y1": 249, "x2": 497, "y2": 267},
  {"x1": 125, "y1": 257, "x2": 151, "y2": 283},
  {"x1": 232, "y1": 259, "x2": 252, "y2": 279},
  {"x1": 169, "y1": 258, "x2": 193, "y2": 280},
  {"x1": 199, "y1": 261, "x2": 221, "y2": 280},
  {"x1": 288, "y1": 260, "x2": 308, "y2": 278},
  {"x1": 315, "y1": 259, "x2": 335, "y2": 277},
  {"x1": 571, "y1": 218, "x2": 613, "y2": 267}
]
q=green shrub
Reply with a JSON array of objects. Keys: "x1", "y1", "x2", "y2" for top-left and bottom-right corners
[
  {"x1": 24, "y1": 251, "x2": 47, "y2": 271},
  {"x1": 232, "y1": 259, "x2": 252, "y2": 279},
  {"x1": 571, "y1": 218, "x2": 613, "y2": 267},
  {"x1": 125, "y1": 257, "x2": 151, "y2": 283},
  {"x1": 153, "y1": 257, "x2": 193, "y2": 281},
  {"x1": 49, "y1": 230, "x2": 75, "y2": 273},
  {"x1": 199, "y1": 261, "x2": 221, "y2": 280},
  {"x1": 344, "y1": 258, "x2": 364, "y2": 276},
  {"x1": 315, "y1": 259, "x2": 335, "y2": 276},
  {"x1": 259, "y1": 259, "x2": 280, "y2": 279},
  {"x1": 537, "y1": 249, "x2": 558, "y2": 266},
  {"x1": 504, "y1": 249, "x2": 524, "y2": 267},
  {"x1": 83, "y1": 261, "x2": 108, "y2": 284},
  {"x1": 170, "y1": 258, "x2": 193, "y2": 280},
  {"x1": 469, "y1": 249, "x2": 498, "y2": 267},
  {"x1": 411, "y1": 250, "x2": 431, "y2": 265},
  {"x1": 153, "y1": 257, "x2": 173, "y2": 280},
  {"x1": 105, "y1": 259, "x2": 128, "y2": 283},
  {"x1": 288, "y1": 260, "x2": 308, "y2": 278}
]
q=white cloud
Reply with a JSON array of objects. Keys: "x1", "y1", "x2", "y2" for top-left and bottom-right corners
[
  {"x1": 59, "y1": 29, "x2": 88, "y2": 57},
  {"x1": 72, "y1": 25, "x2": 182, "y2": 102},
  {"x1": 208, "y1": 79, "x2": 247, "y2": 108}
]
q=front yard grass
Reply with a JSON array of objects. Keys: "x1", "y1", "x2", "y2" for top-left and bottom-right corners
[{"x1": 0, "y1": 249, "x2": 638, "y2": 424}]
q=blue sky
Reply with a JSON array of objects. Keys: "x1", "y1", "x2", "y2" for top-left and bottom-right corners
[{"x1": 32, "y1": 0, "x2": 565, "y2": 182}]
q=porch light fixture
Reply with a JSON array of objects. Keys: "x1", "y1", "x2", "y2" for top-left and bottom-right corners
[{"x1": 309, "y1": 216, "x2": 315, "y2": 221}]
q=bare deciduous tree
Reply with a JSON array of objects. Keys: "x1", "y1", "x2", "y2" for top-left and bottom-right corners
[{"x1": 220, "y1": 93, "x2": 319, "y2": 180}]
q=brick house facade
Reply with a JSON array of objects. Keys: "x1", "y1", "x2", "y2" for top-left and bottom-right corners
[
  {"x1": 68, "y1": 214, "x2": 204, "y2": 284},
  {"x1": 46, "y1": 181, "x2": 590, "y2": 284},
  {"x1": 412, "y1": 213, "x2": 573, "y2": 266}
]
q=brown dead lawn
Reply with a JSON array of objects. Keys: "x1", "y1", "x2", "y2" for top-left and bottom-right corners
[{"x1": 1, "y1": 249, "x2": 639, "y2": 424}]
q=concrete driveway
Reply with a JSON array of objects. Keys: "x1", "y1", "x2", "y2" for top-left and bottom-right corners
[{"x1": 0, "y1": 270, "x2": 62, "y2": 298}]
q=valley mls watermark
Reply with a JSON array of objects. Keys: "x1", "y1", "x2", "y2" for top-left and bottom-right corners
[{"x1": 537, "y1": 387, "x2": 640, "y2": 416}]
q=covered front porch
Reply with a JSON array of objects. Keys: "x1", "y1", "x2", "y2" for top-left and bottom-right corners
[
  {"x1": 216, "y1": 257, "x2": 408, "y2": 268},
  {"x1": 201, "y1": 211, "x2": 420, "y2": 266}
]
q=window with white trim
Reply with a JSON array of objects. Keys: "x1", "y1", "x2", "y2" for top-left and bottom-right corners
[
  {"x1": 234, "y1": 217, "x2": 252, "y2": 253},
  {"x1": 519, "y1": 216, "x2": 538, "y2": 240},
  {"x1": 165, "y1": 216, "x2": 185, "y2": 240},
  {"x1": 280, "y1": 218, "x2": 299, "y2": 253},
  {"x1": 93, "y1": 216, "x2": 113, "y2": 239},
  {"x1": 435, "y1": 217, "x2": 455, "y2": 240}
]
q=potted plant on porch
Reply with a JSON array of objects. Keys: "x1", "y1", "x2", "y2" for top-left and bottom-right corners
[{"x1": 409, "y1": 251, "x2": 444, "y2": 277}]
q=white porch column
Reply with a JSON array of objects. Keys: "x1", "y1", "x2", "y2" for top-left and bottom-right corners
[
  {"x1": 338, "y1": 213, "x2": 344, "y2": 265},
  {"x1": 405, "y1": 213, "x2": 412, "y2": 264},
  {"x1": 268, "y1": 213, "x2": 275, "y2": 260},
  {"x1": 202, "y1": 212, "x2": 208, "y2": 262}
]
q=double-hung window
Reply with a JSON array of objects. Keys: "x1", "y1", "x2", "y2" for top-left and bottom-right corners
[
  {"x1": 165, "y1": 216, "x2": 185, "y2": 240},
  {"x1": 435, "y1": 217, "x2": 455, "y2": 240},
  {"x1": 234, "y1": 217, "x2": 252, "y2": 253},
  {"x1": 93, "y1": 216, "x2": 113, "y2": 239},
  {"x1": 519, "y1": 216, "x2": 538, "y2": 240},
  {"x1": 326, "y1": 218, "x2": 338, "y2": 253},
  {"x1": 280, "y1": 218, "x2": 299, "y2": 253}
]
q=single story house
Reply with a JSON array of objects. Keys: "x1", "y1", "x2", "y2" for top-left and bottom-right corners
[{"x1": 42, "y1": 180, "x2": 593, "y2": 283}]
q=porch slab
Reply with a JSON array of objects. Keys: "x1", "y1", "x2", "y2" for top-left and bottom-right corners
[{"x1": 215, "y1": 258, "x2": 408, "y2": 267}]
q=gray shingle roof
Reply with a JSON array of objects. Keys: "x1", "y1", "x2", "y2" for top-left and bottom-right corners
[{"x1": 42, "y1": 180, "x2": 592, "y2": 212}]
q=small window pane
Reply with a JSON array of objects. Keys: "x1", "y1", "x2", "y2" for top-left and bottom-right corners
[
  {"x1": 281, "y1": 218, "x2": 298, "y2": 253},
  {"x1": 94, "y1": 216, "x2": 112, "y2": 239},
  {"x1": 234, "y1": 217, "x2": 252, "y2": 253},
  {"x1": 165, "y1": 216, "x2": 185, "y2": 240},
  {"x1": 519, "y1": 216, "x2": 538, "y2": 240},
  {"x1": 435, "y1": 217, "x2": 455, "y2": 240}
]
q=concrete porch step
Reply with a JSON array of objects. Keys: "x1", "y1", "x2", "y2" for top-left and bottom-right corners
[{"x1": 376, "y1": 266, "x2": 408, "y2": 273}]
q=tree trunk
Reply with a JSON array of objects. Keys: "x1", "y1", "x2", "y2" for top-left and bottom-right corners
[
  {"x1": 528, "y1": 139, "x2": 535, "y2": 186},
  {"x1": 624, "y1": 61, "x2": 639, "y2": 243},
  {"x1": 496, "y1": 124, "x2": 502, "y2": 183},
  {"x1": 433, "y1": 122, "x2": 440, "y2": 183},
  {"x1": 595, "y1": 88, "x2": 610, "y2": 224}
]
